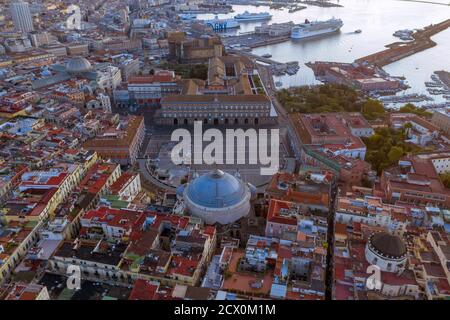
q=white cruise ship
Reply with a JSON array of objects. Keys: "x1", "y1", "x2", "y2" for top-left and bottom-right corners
[
  {"x1": 204, "y1": 16, "x2": 240, "y2": 31},
  {"x1": 234, "y1": 11, "x2": 272, "y2": 22},
  {"x1": 291, "y1": 18, "x2": 343, "y2": 39}
]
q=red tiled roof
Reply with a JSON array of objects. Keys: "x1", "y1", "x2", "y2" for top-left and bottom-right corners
[
  {"x1": 129, "y1": 279, "x2": 159, "y2": 300},
  {"x1": 109, "y1": 173, "x2": 134, "y2": 194},
  {"x1": 169, "y1": 255, "x2": 200, "y2": 277},
  {"x1": 267, "y1": 199, "x2": 297, "y2": 226}
]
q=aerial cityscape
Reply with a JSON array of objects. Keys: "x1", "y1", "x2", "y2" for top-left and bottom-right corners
[{"x1": 1, "y1": 0, "x2": 450, "y2": 304}]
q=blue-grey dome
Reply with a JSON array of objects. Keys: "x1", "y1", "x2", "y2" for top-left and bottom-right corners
[
  {"x1": 65, "y1": 57, "x2": 92, "y2": 74},
  {"x1": 185, "y1": 169, "x2": 247, "y2": 208}
]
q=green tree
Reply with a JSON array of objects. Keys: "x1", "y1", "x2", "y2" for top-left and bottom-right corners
[
  {"x1": 388, "y1": 146, "x2": 404, "y2": 163},
  {"x1": 275, "y1": 84, "x2": 362, "y2": 114},
  {"x1": 439, "y1": 172, "x2": 450, "y2": 188},
  {"x1": 362, "y1": 127, "x2": 423, "y2": 175},
  {"x1": 399, "y1": 103, "x2": 432, "y2": 118},
  {"x1": 361, "y1": 99, "x2": 385, "y2": 120}
]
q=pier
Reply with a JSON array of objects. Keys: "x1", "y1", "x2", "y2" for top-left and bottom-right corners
[
  {"x1": 435, "y1": 71, "x2": 450, "y2": 90},
  {"x1": 231, "y1": 49, "x2": 299, "y2": 76},
  {"x1": 222, "y1": 32, "x2": 291, "y2": 49},
  {"x1": 355, "y1": 18, "x2": 450, "y2": 67},
  {"x1": 299, "y1": 0, "x2": 343, "y2": 7}
]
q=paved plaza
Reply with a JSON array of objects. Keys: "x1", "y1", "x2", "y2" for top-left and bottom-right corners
[{"x1": 139, "y1": 124, "x2": 289, "y2": 190}]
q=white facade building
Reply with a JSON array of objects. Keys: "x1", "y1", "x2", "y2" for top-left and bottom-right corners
[{"x1": 96, "y1": 66, "x2": 122, "y2": 92}]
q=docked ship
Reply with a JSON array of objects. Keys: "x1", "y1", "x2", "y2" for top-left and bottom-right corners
[
  {"x1": 291, "y1": 18, "x2": 343, "y2": 39},
  {"x1": 234, "y1": 11, "x2": 272, "y2": 22},
  {"x1": 204, "y1": 16, "x2": 240, "y2": 31},
  {"x1": 393, "y1": 29, "x2": 414, "y2": 41},
  {"x1": 179, "y1": 13, "x2": 197, "y2": 21}
]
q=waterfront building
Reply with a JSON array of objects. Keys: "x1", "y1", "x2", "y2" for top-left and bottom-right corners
[{"x1": 168, "y1": 32, "x2": 224, "y2": 64}]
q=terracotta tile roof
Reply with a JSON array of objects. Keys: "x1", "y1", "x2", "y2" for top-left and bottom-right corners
[{"x1": 129, "y1": 279, "x2": 159, "y2": 300}]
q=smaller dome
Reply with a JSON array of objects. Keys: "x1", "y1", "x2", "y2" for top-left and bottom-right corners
[
  {"x1": 65, "y1": 57, "x2": 92, "y2": 74},
  {"x1": 370, "y1": 232, "x2": 406, "y2": 258}
]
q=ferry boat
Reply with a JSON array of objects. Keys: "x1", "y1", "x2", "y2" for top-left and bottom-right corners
[
  {"x1": 291, "y1": 18, "x2": 343, "y2": 39},
  {"x1": 204, "y1": 16, "x2": 240, "y2": 31},
  {"x1": 234, "y1": 11, "x2": 272, "y2": 22}
]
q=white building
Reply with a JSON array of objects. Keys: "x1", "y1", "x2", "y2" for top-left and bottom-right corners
[
  {"x1": 10, "y1": 0, "x2": 34, "y2": 33},
  {"x1": 98, "y1": 93, "x2": 112, "y2": 113},
  {"x1": 96, "y1": 66, "x2": 122, "y2": 92}
]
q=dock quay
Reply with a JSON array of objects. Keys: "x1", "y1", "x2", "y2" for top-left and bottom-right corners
[
  {"x1": 229, "y1": 0, "x2": 343, "y2": 7},
  {"x1": 306, "y1": 61, "x2": 407, "y2": 93},
  {"x1": 299, "y1": 0, "x2": 343, "y2": 7},
  {"x1": 231, "y1": 50, "x2": 299, "y2": 76},
  {"x1": 379, "y1": 94, "x2": 433, "y2": 104},
  {"x1": 435, "y1": 71, "x2": 450, "y2": 90},
  {"x1": 222, "y1": 32, "x2": 291, "y2": 49},
  {"x1": 421, "y1": 102, "x2": 450, "y2": 109},
  {"x1": 288, "y1": 5, "x2": 307, "y2": 13},
  {"x1": 355, "y1": 18, "x2": 450, "y2": 67}
]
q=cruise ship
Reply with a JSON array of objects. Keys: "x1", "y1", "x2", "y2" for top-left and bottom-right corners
[
  {"x1": 204, "y1": 16, "x2": 240, "y2": 31},
  {"x1": 234, "y1": 11, "x2": 272, "y2": 22},
  {"x1": 291, "y1": 18, "x2": 343, "y2": 39}
]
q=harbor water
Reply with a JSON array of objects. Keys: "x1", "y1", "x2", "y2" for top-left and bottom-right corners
[{"x1": 197, "y1": 0, "x2": 450, "y2": 104}]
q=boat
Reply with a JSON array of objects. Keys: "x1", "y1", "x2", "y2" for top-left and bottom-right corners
[
  {"x1": 234, "y1": 11, "x2": 272, "y2": 22},
  {"x1": 275, "y1": 81, "x2": 283, "y2": 87},
  {"x1": 261, "y1": 53, "x2": 272, "y2": 58},
  {"x1": 204, "y1": 16, "x2": 240, "y2": 31},
  {"x1": 179, "y1": 13, "x2": 197, "y2": 21},
  {"x1": 291, "y1": 18, "x2": 343, "y2": 40},
  {"x1": 354, "y1": 29, "x2": 362, "y2": 33},
  {"x1": 393, "y1": 29, "x2": 414, "y2": 41}
]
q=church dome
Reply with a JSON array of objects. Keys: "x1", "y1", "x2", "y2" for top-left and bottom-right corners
[
  {"x1": 65, "y1": 57, "x2": 92, "y2": 74},
  {"x1": 370, "y1": 232, "x2": 406, "y2": 258},
  {"x1": 365, "y1": 231, "x2": 407, "y2": 273},
  {"x1": 186, "y1": 169, "x2": 247, "y2": 208},
  {"x1": 183, "y1": 169, "x2": 251, "y2": 225}
]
